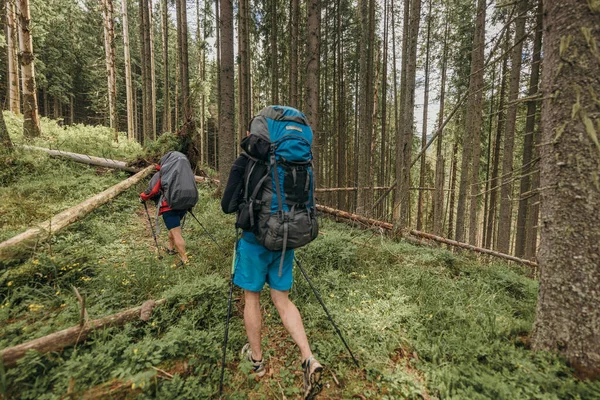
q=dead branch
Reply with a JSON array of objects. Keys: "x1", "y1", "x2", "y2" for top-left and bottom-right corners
[
  {"x1": 317, "y1": 204, "x2": 538, "y2": 268},
  {"x1": 0, "y1": 298, "x2": 166, "y2": 368}
]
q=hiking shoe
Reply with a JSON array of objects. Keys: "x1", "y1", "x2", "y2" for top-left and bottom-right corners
[
  {"x1": 171, "y1": 259, "x2": 189, "y2": 268},
  {"x1": 240, "y1": 343, "x2": 266, "y2": 377},
  {"x1": 302, "y1": 355, "x2": 323, "y2": 399},
  {"x1": 162, "y1": 247, "x2": 177, "y2": 256}
]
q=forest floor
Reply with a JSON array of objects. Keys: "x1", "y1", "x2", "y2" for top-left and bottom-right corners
[{"x1": 1, "y1": 115, "x2": 600, "y2": 399}]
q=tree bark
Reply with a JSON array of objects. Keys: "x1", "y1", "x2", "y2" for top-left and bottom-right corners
[
  {"x1": 433, "y1": 21, "x2": 449, "y2": 236},
  {"x1": 0, "y1": 165, "x2": 154, "y2": 260},
  {"x1": 270, "y1": 0, "x2": 279, "y2": 104},
  {"x1": 447, "y1": 141, "x2": 458, "y2": 239},
  {"x1": 0, "y1": 106, "x2": 13, "y2": 151},
  {"x1": 217, "y1": 0, "x2": 235, "y2": 189},
  {"x1": 161, "y1": 0, "x2": 171, "y2": 134},
  {"x1": 485, "y1": 33, "x2": 510, "y2": 249},
  {"x1": 417, "y1": 2, "x2": 432, "y2": 231},
  {"x1": 531, "y1": 0, "x2": 600, "y2": 379},
  {"x1": 6, "y1": 0, "x2": 20, "y2": 114},
  {"x1": 0, "y1": 299, "x2": 166, "y2": 368},
  {"x1": 515, "y1": 0, "x2": 542, "y2": 258},
  {"x1": 102, "y1": 0, "x2": 118, "y2": 138},
  {"x1": 238, "y1": 0, "x2": 251, "y2": 147},
  {"x1": 305, "y1": 0, "x2": 320, "y2": 185},
  {"x1": 497, "y1": 0, "x2": 527, "y2": 254},
  {"x1": 16, "y1": 0, "x2": 41, "y2": 138},
  {"x1": 289, "y1": 0, "x2": 299, "y2": 108},
  {"x1": 357, "y1": 0, "x2": 376, "y2": 217},
  {"x1": 455, "y1": 0, "x2": 485, "y2": 244},
  {"x1": 139, "y1": 0, "x2": 153, "y2": 143},
  {"x1": 148, "y1": 0, "x2": 157, "y2": 139},
  {"x1": 122, "y1": 0, "x2": 135, "y2": 140}
]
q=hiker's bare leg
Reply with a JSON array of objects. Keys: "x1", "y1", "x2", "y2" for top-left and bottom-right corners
[
  {"x1": 271, "y1": 289, "x2": 312, "y2": 361},
  {"x1": 244, "y1": 290, "x2": 263, "y2": 360},
  {"x1": 169, "y1": 227, "x2": 187, "y2": 262},
  {"x1": 167, "y1": 230, "x2": 175, "y2": 251}
]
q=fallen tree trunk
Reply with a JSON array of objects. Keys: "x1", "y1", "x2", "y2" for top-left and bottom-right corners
[
  {"x1": 0, "y1": 165, "x2": 154, "y2": 261},
  {"x1": 0, "y1": 298, "x2": 166, "y2": 368},
  {"x1": 21, "y1": 145, "x2": 140, "y2": 172},
  {"x1": 316, "y1": 204, "x2": 538, "y2": 268},
  {"x1": 22, "y1": 145, "x2": 220, "y2": 185}
]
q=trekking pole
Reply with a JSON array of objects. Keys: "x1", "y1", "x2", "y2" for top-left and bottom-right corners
[
  {"x1": 142, "y1": 201, "x2": 162, "y2": 260},
  {"x1": 188, "y1": 210, "x2": 227, "y2": 253},
  {"x1": 219, "y1": 230, "x2": 239, "y2": 397},
  {"x1": 294, "y1": 256, "x2": 360, "y2": 368}
]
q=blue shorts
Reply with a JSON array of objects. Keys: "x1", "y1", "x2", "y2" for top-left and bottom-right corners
[
  {"x1": 233, "y1": 232, "x2": 294, "y2": 292},
  {"x1": 162, "y1": 210, "x2": 187, "y2": 230}
]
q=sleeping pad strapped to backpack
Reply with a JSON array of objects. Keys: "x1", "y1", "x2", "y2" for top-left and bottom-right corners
[{"x1": 236, "y1": 106, "x2": 318, "y2": 275}]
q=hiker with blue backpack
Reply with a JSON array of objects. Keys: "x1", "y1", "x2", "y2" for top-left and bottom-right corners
[
  {"x1": 221, "y1": 106, "x2": 323, "y2": 399},
  {"x1": 140, "y1": 151, "x2": 198, "y2": 267}
]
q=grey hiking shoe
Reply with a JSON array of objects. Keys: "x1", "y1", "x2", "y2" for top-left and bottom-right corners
[
  {"x1": 302, "y1": 355, "x2": 323, "y2": 399},
  {"x1": 241, "y1": 343, "x2": 266, "y2": 377}
]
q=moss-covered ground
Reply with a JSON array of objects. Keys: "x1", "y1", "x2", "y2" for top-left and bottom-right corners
[{"x1": 1, "y1": 115, "x2": 599, "y2": 399}]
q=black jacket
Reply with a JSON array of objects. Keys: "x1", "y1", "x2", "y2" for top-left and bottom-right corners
[{"x1": 221, "y1": 155, "x2": 248, "y2": 214}]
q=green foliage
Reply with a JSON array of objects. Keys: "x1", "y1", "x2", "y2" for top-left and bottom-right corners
[{"x1": 1, "y1": 147, "x2": 599, "y2": 399}]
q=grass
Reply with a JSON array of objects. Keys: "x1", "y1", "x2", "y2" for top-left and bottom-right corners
[{"x1": 1, "y1": 121, "x2": 600, "y2": 399}]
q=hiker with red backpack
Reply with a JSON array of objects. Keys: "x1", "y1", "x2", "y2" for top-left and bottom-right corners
[
  {"x1": 140, "y1": 151, "x2": 198, "y2": 267},
  {"x1": 221, "y1": 106, "x2": 323, "y2": 399}
]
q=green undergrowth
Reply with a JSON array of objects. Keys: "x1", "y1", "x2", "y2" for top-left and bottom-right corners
[{"x1": 1, "y1": 145, "x2": 599, "y2": 399}]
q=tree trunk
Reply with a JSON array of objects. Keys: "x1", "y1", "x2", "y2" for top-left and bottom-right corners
[
  {"x1": 482, "y1": 66, "x2": 497, "y2": 248},
  {"x1": 102, "y1": 0, "x2": 118, "y2": 138},
  {"x1": 148, "y1": 0, "x2": 157, "y2": 139},
  {"x1": 455, "y1": 0, "x2": 485, "y2": 244},
  {"x1": 515, "y1": 0, "x2": 542, "y2": 258},
  {"x1": 357, "y1": 0, "x2": 376, "y2": 217},
  {"x1": 16, "y1": 0, "x2": 41, "y2": 138},
  {"x1": 122, "y1": 0, "x2": 135, "y2": 140},
  {"x1": 270, "y1": 0, "x2": 278, "y2": 104},
  {"x1": 289, "y1": 0, "x2": 299, "y2": 108},
  {"x1": 305, "y1": 0, "x2": 320, "y2": 185},
  {"x1": 497, "y1": 0, "x2": 526, "y2": 254},
  {"x1": 217, "y1": 0, "x2": 235, "y2": 189},
  {"x1": 161, "y1": 0, "x2": 171, "y2": 134},
  {"x1": 417, "y1": 2, "x2": 431, "y2": 231},
  {"x1": 0, "y1": 106, "x2": 13, "y2": 151},
  {"x1": 6, "y1": 0, "x2": 20, "y2": 114},
  {"x1": 238, "y1": 0, "x2": 251, "y2": 147},
  {"x1": 531, "y1": 0, "x2": 600, "y2": 380},
  {"x1": 485, "y1": 33, "x2": 510, "y2": 249},
  {"x1": 466, "y1": 0, "x2": 486, "y2": 246},
  {"x1": 177, "y1": 0, "x2": 195, "y2": 162},
  {"x1": 1, "y1": 299, "x2": 166, "y2": 368},
  {"x1": 139, "y1": 0, "x2": 152, "y2": 143},
  {"x1": 379, "y1": 0, "x2": 389, "y2": 218},
  {"x1": 433, "y1": 21, "x2": 449, "y2": 236},
  {"x1": 0, "y1": 165, "x2": 154, "y2": 260},
  {"x1": 447, "y1": 141, "x2": 458, "y2": 239}
]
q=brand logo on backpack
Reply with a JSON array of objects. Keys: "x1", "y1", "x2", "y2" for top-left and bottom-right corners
[{"x1": 237, "y1": 106, "x2": 319, "y2": 275}]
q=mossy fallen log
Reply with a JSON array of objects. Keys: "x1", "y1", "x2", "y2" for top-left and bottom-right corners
[
  {"x1": 0, "y1": 298, "x2": 166, "y2": 368},
  {"x1": 0, "y1": 165, "x2": 154, "y2": 261},
  {"x1": 21, "y1": 145, "x2": 140, "y2": 172}
]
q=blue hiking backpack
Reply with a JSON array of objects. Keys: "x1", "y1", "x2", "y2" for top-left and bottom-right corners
[{"x1": 237, "y1": 106, "x2": 319, "y2": 274}]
